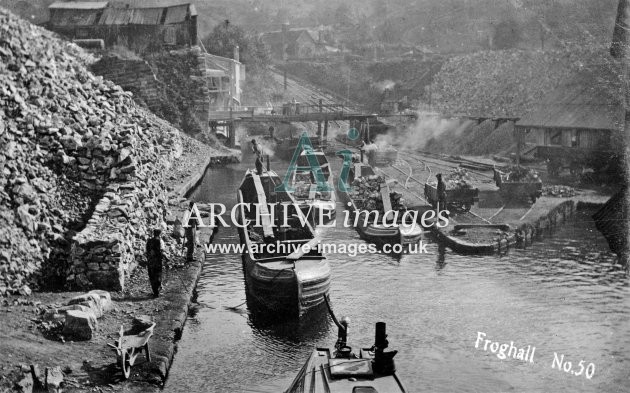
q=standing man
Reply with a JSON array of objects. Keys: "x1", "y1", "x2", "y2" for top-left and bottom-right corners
[
  {"x1": 145, "y1": 229, "x2": 164, "y2": 298},
  {"x1": 436, "y1": 173, "x2": 447, "y2": 212},
  {"x1": 251, "y1": 139, "x2": 263, "y2": 158},
  {"x1": 252, "y1": 138, "x2": 265, "y2": 175},
  {"x1": 184, "y1": 201, "x2": 198, "y2": 262}
]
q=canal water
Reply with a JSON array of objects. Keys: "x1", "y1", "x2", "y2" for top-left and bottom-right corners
[{"x1": 165, "y1": 159, "x2": 629, "y2": 393}]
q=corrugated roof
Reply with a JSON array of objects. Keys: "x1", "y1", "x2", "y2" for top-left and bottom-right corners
[
  {"x1": 50, "y1": 9, "x2": 103, "y2": 26},
  {"x1": 96, "y1": 4, "x2": 193, "y2": 25},
  {"x1": 163, "y1": 4, "x2": 188, "y2": 24},
  {"x1": 98, "y1": 7, "x2": 163, "y2": 25},
  {"x1": 107, "y1": 0, "x2": 192, "y2": 9},
  {"x1": 516, "y1": 64, "x2": 624, "y2": 131},
  {"x1": 98, "y1": 7, "x2": 132, "y2": 24},
  {"x1": 49, "y1": 1, "x2": 109, "y2": 9},
  {"x1": 128, "y1": 8, "x2": 163, "y2": 24}
]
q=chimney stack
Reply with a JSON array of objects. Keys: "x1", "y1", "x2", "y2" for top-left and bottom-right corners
[{"x1": 233, "y1": 45, "x2": 240, "y2": 62}]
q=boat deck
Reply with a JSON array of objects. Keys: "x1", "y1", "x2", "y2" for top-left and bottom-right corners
[{"x1": 286, "y1": 347, "x2": 406, "y2": 393}]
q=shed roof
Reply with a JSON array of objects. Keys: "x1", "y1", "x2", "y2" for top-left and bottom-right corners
[
  {"x1": 98, "y1": 7, "x2": 163, "y2": 25},
  {"x1": 49, "y1": 1, "x2": 195, "y2": 25},
  {"x1": 163, "y1": 4, "x2": 189, "y2": 24},
  {"x1": 108, "y1": 0, "x2": 192, "y2": 8},
  {"x1": 516, "y1": 63, "x2": 624, "y2": 131},
  {"x1": 50, "y1": 8, "x2": 104, "y2": 26},
  {"x1": 49, "y1": 1, "x2": 109, "y2": 9}
]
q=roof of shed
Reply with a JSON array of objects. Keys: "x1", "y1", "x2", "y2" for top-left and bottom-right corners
[
  {"x1": 49, "y1": 1, "x2": 109, "y2": 9},
  {"x1": 49, "y1": 1, "x2": 195, "y2": 25},
  {"x1": 98, "y1": 7, "x2": 163, "y2": 25},
  {"x1": 516, "y1": 63, "x2": 624, "y2": 131}
]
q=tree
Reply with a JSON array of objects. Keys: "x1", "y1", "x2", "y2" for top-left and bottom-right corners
[{"x1": 203, "y1": 22, "x2": 270, "y2": 72}]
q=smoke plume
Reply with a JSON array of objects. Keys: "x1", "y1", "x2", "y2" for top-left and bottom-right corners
[
  {"x1": 374, "y1": 112, "x2": 473, "y2": 151},
  {"x1": 372, "y1": 79, "x2": 396, "y2": 92}
]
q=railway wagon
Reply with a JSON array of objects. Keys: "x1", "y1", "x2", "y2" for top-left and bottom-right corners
[{"x1": 424, "y1": 183, "x2": 479, "y2": 212}]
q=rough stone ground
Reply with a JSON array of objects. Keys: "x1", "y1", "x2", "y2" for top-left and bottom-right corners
[{"x1": 0, "y1": 135, "x2": 235, "y2": 392}]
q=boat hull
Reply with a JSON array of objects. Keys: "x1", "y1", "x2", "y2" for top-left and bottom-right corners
[
  {"x1": 337, "y1": 189, "x2": 422, "y2": 249},
  {"x1": 240, "y1": 231, "x2": 331, "y2": 317}
]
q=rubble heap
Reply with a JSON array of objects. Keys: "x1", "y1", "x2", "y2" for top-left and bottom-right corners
[
  {"x1": 445, "y1": 168, "x2": 474, "y2": 189},
  {"x1": 429, "y1": 47, "x2": 599, "y2": 117},
  {"x1": 0, "y1": 8, "x2": 183, "y2": 294},
  {"x1": 427, "y1": 168, "x2": 474, "y2": 190},
  {"x1": 349, "y1": 175, "x2": 406, "y2": 212}
]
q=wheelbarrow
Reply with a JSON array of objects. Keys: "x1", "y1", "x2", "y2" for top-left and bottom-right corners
[{"x1": 107, "y1": 323, "x2": 155, "y2": 379}]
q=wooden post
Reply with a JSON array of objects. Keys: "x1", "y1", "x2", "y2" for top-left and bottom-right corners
[
  {"x1": 228, "y1": 108, "x2": 236, "y2": 147},
  {"x1": 318, "y1": 99, "x2": 322, "y2": 143},
  {"x1": 514, "y1": 127, "x2": 522, "y2": 167}
]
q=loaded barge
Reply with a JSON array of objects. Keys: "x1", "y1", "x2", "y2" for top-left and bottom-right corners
[
  {"x1": 336, "y1": 162, "x2": 423, "y2": 249},
  {"x1": 236, "y1": 168, "x2": 331, "y2": 317}
]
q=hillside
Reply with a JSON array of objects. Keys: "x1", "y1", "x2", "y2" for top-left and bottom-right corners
[{"x1": 428, "y1": 46, "x2": 610, "y2": 118}]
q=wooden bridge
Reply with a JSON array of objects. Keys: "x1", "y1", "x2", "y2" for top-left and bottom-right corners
[
  {"x1": 208, "y1": 103, "x2": 378, "y2": 123},
  {"x1": 210, "y1": 101, "x2": 392, "y2": 147}
]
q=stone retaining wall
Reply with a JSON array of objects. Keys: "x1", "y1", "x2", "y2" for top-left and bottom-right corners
[
  {"x1": 67, "y1": 113, "x2": 183, "y2": 291},
  {"x1": 90, "y1": 57, "x2": 162, "y2": 111}
]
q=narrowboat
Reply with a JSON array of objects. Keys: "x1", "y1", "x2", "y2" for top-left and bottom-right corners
[
  {"x1": 337, "y1": 162, "x2": 423, "y2": 249},
  {"x1": 236, "y1": 168, "x2": 331, "y2": 317},
  {"x1": 285, "y1": 296, "x2": 407, "y2": 392},
  {"x1": 291, "y1": 148, "x2": 337, "y2": 225}
]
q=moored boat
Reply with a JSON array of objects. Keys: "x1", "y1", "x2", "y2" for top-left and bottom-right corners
[
  {"x1": 337, "y1": 162, "x2": 423, "y2": 248},
  {"x1": 430, "y1": 223, "x2": 515, "y2": 254},
  {"x1": 285, "y1": 296, "x2": 407, "y2": 392},
  {"x1": 236, "y1": 168, "x2": 331, "y2": 317},
  {"x1": 291, "y1": 147, "x2": 337, "y2": 225}
]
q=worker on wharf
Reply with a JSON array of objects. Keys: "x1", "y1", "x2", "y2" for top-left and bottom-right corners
[
  {"x1": 145, "y1": 229, "x2": 164, "y2": 298},
  {"x1": 436, "y1": 173, "x2": 447, "y2": 212},
  {"x1": 184, "y1": 201, "x2": 198, "y2": 262}
]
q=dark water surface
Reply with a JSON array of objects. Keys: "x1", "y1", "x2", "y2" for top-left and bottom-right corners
[{"x1": 165, "y1": 160, "x2": 629, "y2": 393}]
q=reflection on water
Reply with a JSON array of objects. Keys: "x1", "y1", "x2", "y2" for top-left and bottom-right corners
[{"x1": 165, "y1": 160, "x2": 629, "y2": 393}]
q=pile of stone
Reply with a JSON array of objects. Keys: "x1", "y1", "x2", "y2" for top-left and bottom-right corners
[
  {"x1": 0, "y1": 8, "x2": 184, "y2": 294},
  {"x1": 38, "y1": 290, "x2": 112, "y2": 341},
  {"x1": 445, "y1": 168, "x2": 474, "y2": 189},
  {"x1": 349, "y1": 175, "x2": 406, "y2": 212},
  {"x1": 543, "y1": 185, "x2": 576, "y2": 197},
  {"x1": 428, "y1": 47, "x2": 600, "y2": 118}
]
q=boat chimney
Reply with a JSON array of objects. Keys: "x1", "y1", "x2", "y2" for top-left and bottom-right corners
[
  {"x1": 374, "y1": 322, "x2": 388, "y2": 350},
  {"x1": 373, "y1": 322, "x2": 397, "y2": 375},
  {"x1": 266, "y1": 155, "x2": 270, "y2": 171}
]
